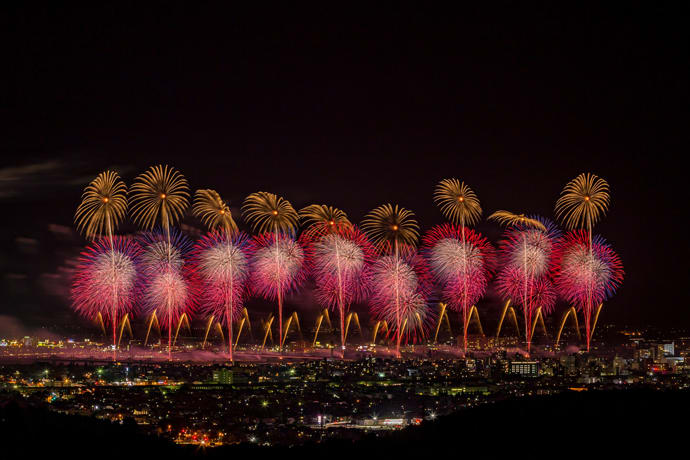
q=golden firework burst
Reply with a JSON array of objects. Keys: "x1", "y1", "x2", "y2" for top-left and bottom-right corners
[
  {"x1": 242, "y1": 191, "x2": 299, "y2": 234},
  {"x1": 361, "y1": 204, "x2": 419, "y2": 250},
  {"x1": 434, "y1": 178, "x2": 482, "y2": 226},
  {"x1": 129, "y1": 165, "x2": 190, "y2": 230},
  {"x1": 75, "y1": 170, "x2": 128, "y2": 239},
  {"x1": 299, "y1": 204, "x2": 351, "y2": 232},
  {"x1": 193, "y1": 189, "x2": 238, "y2": 234},
  {"x1": 555, "y1": 173, "x2": 610, "y2": 230},
  {"x1": 488, "y1": 210, "x2": 546, "y2": 231}
]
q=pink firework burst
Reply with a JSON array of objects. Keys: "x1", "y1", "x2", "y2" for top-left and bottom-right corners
[
  {"x1": 369, "y1": 248, "x2": 433, "y2": 344},
  {"x1": 497, "y1": 267, "x2": 557, "y2": 314},
  {"x1": 304, "y1": 225, "x2": 376, "y2": 310},
  {"x1": 303, "y1": 225, "x2": 376, "y2": 351},
  {"x1": 189, "y1": 230, "x2": 254, "y2": 360},
  {"x1": 250, "y1": 232, "x2": 307, "y2": 300},
  {"x1": 421, "y1": 224, "x2": 495, "y2": 311},
  {"x1": 552, "y1": 230, "x2": 624, "y2": 309},
  {"x1": 71, "y1": 235, "x2": 142, "y2": 325},
  {"x1": 139, "y1": 229, "x2": 197, "y2": 331}
]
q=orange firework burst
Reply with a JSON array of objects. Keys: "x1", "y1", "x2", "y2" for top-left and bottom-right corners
[{"x1": 193, "y1": 189, "x2": 238, "y2": 234}]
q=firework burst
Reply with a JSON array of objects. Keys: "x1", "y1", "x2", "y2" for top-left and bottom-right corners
[
  {"x1": 552, "y1": 230, "x2": 623, "y2": 350},
  {"x1": 139, "y1": 229, "x2": 196, "y2": 352},
  {"x1": 299, "y1": 204, "x2": 351, "y2": 236},
  {"x1": 242, "y1": 191, "x2": 299, "y2": 235},
  {"x1": 491, "y1": 214, "x2": 560, "y2": 351},
  {"x1": 555, "y1": 173, "x2": 610, "y2": 232},
  {"x1": 434, "y1": 178, "x2": 482, "y2": 227},
  {"x1": 75, "y1": 171, "x2": 128, "y2": 239},
  {"x1": 304, "y1": 225, "x2": 376, "y2": 351},
  {"x1": 362, "y1": 204, "x2": 419, "y2": 253},
  {"x1": 130, "y1": 165, "x2": 190, "y2": 231},
  {"x1": 552, "y1": 231, "x2": 624, "y2": 308},
  {"x1": 250, "y1": 232, "x2": 307, "y2": 348},
  {"x1": 71, "y1": 236, "x2": 141, "y2": 344},
  {"x1": 369, "y1": 250, "x2": 433, "y2": 345},
  {"x1": 421, "y1": 224, "x2": 494, "y2": 351},
  {"x1": 190, "y1": 230, "x2": 253, "y2": 360},
  {"x1": 193, "y1": 189, "x2": 238, "y2": 234}
]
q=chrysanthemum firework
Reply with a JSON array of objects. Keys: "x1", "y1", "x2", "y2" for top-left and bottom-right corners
[
  {"x1": 190, "y1": 230, "x2": 254, "y2": 323},
  {"x1": 138, "y1": 229, "x2": 196, "y2": 330},
  {"x1": 299, "y1": 204, "x2": 351, "y2": 236},
  {"x1": 421, "y1": 223, "x2": 495, "y2": 311},
  {"x1": 250, "y1": 232, "x2": 307, "y2": 300},
  {"x1": 303, "y1": 225, "x2": 376, "y2": 349},
  {"x1": 496, "y1": 216, "x2": 561, "y2": 278},
  {"x1": 497, "y1": 267, "x2": 557, "y2": 314},
  {"x1": 71, "y1": 236, "x2": 142, "y2": 323},
  {"x1": 552, "y1": 230, "x2": 624, "y2": 309},
  {"x1": 362, "y1": 204, "x2": 419, "y2": 253},
  {"x1": 368, "y1": 249, "x2": 433, "y2": 344}
]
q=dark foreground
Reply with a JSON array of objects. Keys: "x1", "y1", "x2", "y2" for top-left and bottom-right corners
[{"x1": 2, "y1": 388, "x2": 688, "y2": 457}]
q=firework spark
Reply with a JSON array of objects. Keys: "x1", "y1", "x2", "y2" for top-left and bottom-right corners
[
  {"x1": 369, "y1": 250, "x2": 433, "y2": 345},
  {"x1": 362, "y1": 204, "x2": 419, "y2": 253},
  {"x1": 250, "y1": 232, "x2": 307, "y2": 349},
  {"x1": 130, "y1": 165, "x2": 190, "y2": 231},
  {"x1": 193, "y1": 189, "x2": 238, "y2": 234},
  {"x1": 299, "y1": 204, "x2": 351, "y2": 235},
  {"x1": 552, "y1": 230, "x2": 623, "y2": 350},
  {"x1": 492, "y1": 214, "x2": 560, "y2": 352},
  {"x1": 71, "y1": 236, "x2": 141, "y2": 346},
  {"x1": 434, "y1": 178, "x2": 482, "y2": 227},
  {"x1": 75, "y1": 171, "x2": 128, "y2": 239},
  {"x1": 305, "y1": 225, "x2": 376, "y2": 351},
  {"x1": 139, "y1": 229, "x2": 196, "y2": 355},
  {"x1": 422, "y1": 223, "x2": 494, "y2": 351},
  {"x1": 190, "y1": 230, "x2": 253, "y2": 361},
  {"x1": 555, "y1": 173, "x2": 610, "y2": 232},
  {"x1": 242, "y1": 191, "x2": 299, "y2": 235}
]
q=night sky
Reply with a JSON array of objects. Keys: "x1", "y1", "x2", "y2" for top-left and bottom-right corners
[{"x1": 2, "y1": 4, "x2": 687, "y2": 336}]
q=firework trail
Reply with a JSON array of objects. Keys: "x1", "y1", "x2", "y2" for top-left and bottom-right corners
[
  {"x1": 139, "y1": 229, "x2": 196, "y2": 354},
  {"x1": 190, "y1": 230, "x2": 253, "y2": 361},
  {"x1": 362, "y1": 204, "x2": 420, "y2": 357},
  {"x1": 433, "y1": 178, "x2": 485, "y2": 353},
  {"x1": 130, "y1": 165, "x2": 190, "y2": 358},
  {"x1": 243, "y1": 191, "x2": 299, "y2": 350},
  {"x1": 250, "y1": 232, "x2": 307, "y2": 346},
  {"x1": 369, "y1": 249, "x2": 433, "y2": 345},
  {"x1": 552, "y1": 230, "x2": 624, "y2": 348},
  {"x1": 72, "y1": 237, "x2": 141, "y2": 347},
  {"x1": 491, "y1": 214, "x2": 560, "y2": 352},
  {"x1": 304, "y1": 224, "x2": 376, "y2": 352},
  {"x1": 422, "y1": 224, "x2": 494, "y2": 348},
  {"x1": 74, "y1": 170, "x2": 129, "y2": 357},
  {"x1": 555, "y1": 173, "x2": 612, "y2": 351}
]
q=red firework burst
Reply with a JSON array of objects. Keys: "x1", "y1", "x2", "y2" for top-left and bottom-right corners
[
  {"x1": 421, "y1": 223, "x2": 495, "y2": 311},
  {"x1": 552, "y1": 230, "x2": 624, "y2": 309},
  {"x1": 368, "y1": 247, "x2": 434, "y2": 345},
  {"x1": 71, "y1": 235, "x2": 142, "y2": 323}
]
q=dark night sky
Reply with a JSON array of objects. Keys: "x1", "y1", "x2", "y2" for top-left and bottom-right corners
[{"x1": 1, "y1": 3, "x2": 688, "y2": 335}]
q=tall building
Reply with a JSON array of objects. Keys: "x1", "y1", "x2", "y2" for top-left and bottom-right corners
[
  {"x1": 212, "y1": 368, "x2": 233, "y2": 385},
  {"x1": 510, "y1": 361, "x2": 539, "y2": 377}
]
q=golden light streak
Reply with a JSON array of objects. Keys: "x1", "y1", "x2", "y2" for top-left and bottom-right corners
[
  {"x1": 299, "y1": 204, "x2": 351, "y2": 233},
  {"x1": 372, "y1": 320, "x2": 389, "y2": 344},
  {"x1": 75, "y1": 171, "x2": 128, "y2": 239},
  {"x1": 529, "y1": 307, "x2": 548, "y2": 339},
  {"x1": 467, "y1": 305, "x2": 484, "y2": 336},
  {"x1": 434, "y1": 178, "x2": 482, "y2": 226},
  {"x1": 496, "y1": 299, "x2": 523, "y2": 338},
  {"x1": 202, "y1": 315, "x2": 215, "y2": 349},
  {"x1": 242, "y1": 191, "x2": 299, "y2": 234},
  {"x1": 280, "y1": 311, "x2": 302, "y2": 348},
  {"x1": 193, "y1": 189, "x2": 238, "y2": 233},
  {"x1": 555, "y1": 306, "x2": 582, "y2": 347},
  {"x1": 96, "y1": 312, "x2": 106, "y2": 336},
  {"x1": 433, "y1": 303, "x2": 453, "y2": 343},
  {"x1": 261, "y1": 315, "x2": 274, "y2": 351},
  {"x1": 173, "y1": 313, "x2": 191, "y2": 346},
  {"x1": 144, "y1": 311, "x2": 160, "y2": 346},
  {"x1": 488, "y1": 210, "x2": 546, "y2": 230},
  {"x1": 555, "y1": 173, "x2": 610, "y2": 231},
  {"x1": 117, "y1": 313, "x2": 133, "y2": 346},
  {"x1": 361, "y1": 204, "x2": 419, "y2": 250},
  {"x1": 130, "y1": 165, "x2": 190, "y2": 230},
  {"x1": 589, "y1": 303, "x2": 604, "y2": 342},
  {"x1": 344, "y1": 312, "x2": 362, "y2": 344}
]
